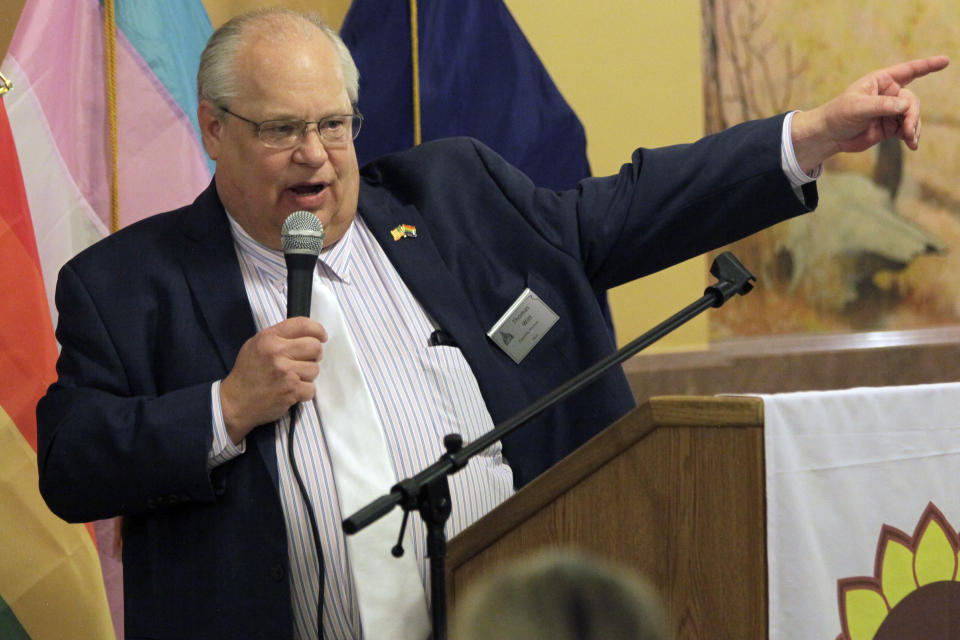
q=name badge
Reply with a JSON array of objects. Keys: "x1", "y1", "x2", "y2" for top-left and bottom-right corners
[{"x1": 487, "y1": 288, "x2": 559, "y2": 364}]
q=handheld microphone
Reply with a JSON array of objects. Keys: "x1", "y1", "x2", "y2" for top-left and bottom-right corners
[
  {"x1": 281, "y1": 211, "x2": 325, "y2": 318},
  {"x1": 279, "y1": 211, "x2": 327, "y2": 634}
]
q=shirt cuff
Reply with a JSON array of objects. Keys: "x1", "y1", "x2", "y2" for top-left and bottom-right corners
[
  {"x1": 208, "y1": 380, "x2": 246, "y2": 469},
  {"x1": 781, "y1": 110, "x2": 823, "y2": 187}
]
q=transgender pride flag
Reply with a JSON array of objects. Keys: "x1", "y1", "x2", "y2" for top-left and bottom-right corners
[{"x1": 0, "y1": 1, "x2": 212, "y2": 638}]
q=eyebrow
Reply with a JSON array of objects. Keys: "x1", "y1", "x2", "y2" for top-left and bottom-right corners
[{"x1": 260, "y1": 108, "x2": 354, "y2": 122}]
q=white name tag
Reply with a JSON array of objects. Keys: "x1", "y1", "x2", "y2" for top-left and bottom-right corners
[{"x1": 487, "y1": 288, "x2": 559, "y2": 364}]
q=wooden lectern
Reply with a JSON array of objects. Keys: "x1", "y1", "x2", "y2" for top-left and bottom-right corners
[{"x1": 446, "y1": 395, "x2": 766, "y2": 638}]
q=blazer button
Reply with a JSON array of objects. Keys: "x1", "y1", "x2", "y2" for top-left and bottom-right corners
[{"x1": 269, "y1": 564, "x2": 285, "y2": 582}]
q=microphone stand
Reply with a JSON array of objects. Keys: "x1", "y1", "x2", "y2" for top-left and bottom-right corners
[{"x1": 343, "y1": 251, "x2": 756, "y2": 640}]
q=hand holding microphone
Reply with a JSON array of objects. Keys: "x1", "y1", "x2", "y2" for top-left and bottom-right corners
[{"x1": 219, "y1": 212, "x2": 327, "y2": 443}]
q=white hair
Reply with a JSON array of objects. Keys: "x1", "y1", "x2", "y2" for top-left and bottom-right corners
[{"x1": 197, "y1": 8, "x2": 359, "y2": 111}]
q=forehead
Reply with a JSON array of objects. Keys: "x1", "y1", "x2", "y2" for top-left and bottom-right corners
[{"x1": 235, "y1": 23, "x2": 349, "y2": 114}]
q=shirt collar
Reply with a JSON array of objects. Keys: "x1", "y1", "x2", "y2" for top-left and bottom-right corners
[
  {"x1": 226, "y1": 212, "x2": 285, "y2": 281},
  {"x1": 225, "y1": 211, "x2": 356, "y2": 285},
  {"x1": 318, "y1": 216, "x2": 356, "y2": 285}
]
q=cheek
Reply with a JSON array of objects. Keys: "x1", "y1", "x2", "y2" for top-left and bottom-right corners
[
  {"x1": 333, "y1": 153, "x2": 360, "y2": 187},
  {"x1": 243, "y1": 155, "x2": 287, "y2": 189}
]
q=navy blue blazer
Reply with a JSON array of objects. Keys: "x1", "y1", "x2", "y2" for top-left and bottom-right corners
[{"x1": 37, "y1": 115, "x2": 814, "y2": 639}]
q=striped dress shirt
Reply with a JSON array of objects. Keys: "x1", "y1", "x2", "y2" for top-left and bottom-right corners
[{"x1": 209, "y1": 213, "x2": 514, "y2": 640}]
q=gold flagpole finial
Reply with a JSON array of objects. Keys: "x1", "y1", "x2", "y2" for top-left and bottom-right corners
[{"x1": 0, "y1": 71, "x2": 13, "y2": 95}]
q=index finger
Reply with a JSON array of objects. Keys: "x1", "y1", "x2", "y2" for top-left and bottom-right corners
[{"x1": 882, "y1": 55, "x2": 950, "y2": 86}]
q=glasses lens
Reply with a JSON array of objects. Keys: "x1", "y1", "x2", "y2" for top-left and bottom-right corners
[
  {"x1": 259, "y1": 120, "x2": 305, "y2": 148},
  {"x1": 257, "y1": 115, "x2": 362, "y2": 148},
  {"x1": 351, "y1": 114, "x2": 362, "y2": 140},
  {"x1": 318, "y1": 116, "x2": 352, "y2": 145}
]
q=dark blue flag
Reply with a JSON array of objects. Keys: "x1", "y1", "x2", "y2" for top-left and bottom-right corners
[{"x1": 340, "y1": 0, "x2": 592, "y2": 191}]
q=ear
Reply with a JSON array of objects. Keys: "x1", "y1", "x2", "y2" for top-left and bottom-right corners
[{"x1": 197, "y1": 99, "x2": 223, "y2": 161}]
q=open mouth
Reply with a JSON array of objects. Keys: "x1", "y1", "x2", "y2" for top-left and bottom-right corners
[{"x1": 289, "y1": 183, "x2": 325, "y2": 196}]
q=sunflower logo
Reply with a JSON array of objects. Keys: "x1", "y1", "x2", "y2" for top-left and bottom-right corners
[{"x1": 836, "y1": 502, "x2": 960, "y2": 639}]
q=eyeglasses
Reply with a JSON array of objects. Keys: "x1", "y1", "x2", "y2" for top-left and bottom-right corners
[{"x1": 219, "y1": 106, "x2": 363, "y2": 149}]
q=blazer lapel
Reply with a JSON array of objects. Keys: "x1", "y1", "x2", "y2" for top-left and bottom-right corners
[
  {"x1": 175, "y1": 184, "x2": 253, "y2": 371},
  {"x1": 174, "y1": 182, "x2": 280, "y2": 489},
  {"x1": 357, "y1": 183, "x2": 489, "y2": 358}
]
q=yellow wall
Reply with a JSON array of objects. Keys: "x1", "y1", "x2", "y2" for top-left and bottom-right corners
[
  {"x1": 203, "y1": 0, "x2": 351, "y2": 29},
  {"x1": 502, "y1": 1, "x2": 706, "y2": 351}
]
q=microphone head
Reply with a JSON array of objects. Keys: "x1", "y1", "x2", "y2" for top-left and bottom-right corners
[{"x1": 281, "y1": 211, "x2": 325, "y2": 256}]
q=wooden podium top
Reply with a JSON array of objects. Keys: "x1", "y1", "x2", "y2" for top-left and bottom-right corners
[
  {"x1": 447, "y1": 395, "x2": 767, "y2": 638},
  {"x1": 450, "y1": 396, "x2": 764, "y2": 566}
]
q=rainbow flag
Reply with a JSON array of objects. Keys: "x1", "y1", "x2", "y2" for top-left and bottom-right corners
[
  {"x1": 1, "y1": 1, "x2": 213, "y2": 637},
  {"x1": 0, "y1": 93, "x2": 114, "y2": 640}
]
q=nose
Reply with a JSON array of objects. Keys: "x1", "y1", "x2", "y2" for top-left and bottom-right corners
[{"x1": 293, "y1": 124, "x2": 329, "y2": 165}]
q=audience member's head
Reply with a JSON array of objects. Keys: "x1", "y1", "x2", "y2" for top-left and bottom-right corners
[{"x1": 452, "y1": 549, "x2": 669, "y2": 640}]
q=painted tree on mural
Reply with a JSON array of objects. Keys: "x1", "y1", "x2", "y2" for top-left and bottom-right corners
[{"x1": 702, "y1": 0, "x2": 960, "y2": 337}]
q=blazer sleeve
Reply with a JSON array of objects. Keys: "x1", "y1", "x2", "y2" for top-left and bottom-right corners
[
  {"x1": 36, "y1": 260, "x2": 220, "y2": 523},
  {"x1": 474, "y1": 113, "x2": 818, "y2": 291}
]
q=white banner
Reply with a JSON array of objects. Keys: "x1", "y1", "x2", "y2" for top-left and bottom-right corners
[{"x1": 763, "y1": 383, "x2": 960, "y2": 639}]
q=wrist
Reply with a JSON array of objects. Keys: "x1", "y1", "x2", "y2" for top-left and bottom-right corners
[
  {"x1": 218, "y1": 379, "x2": 249, "y2": 444},
  {"x1": 791, "y1": 108, "x2": 840, "y2": 174}
]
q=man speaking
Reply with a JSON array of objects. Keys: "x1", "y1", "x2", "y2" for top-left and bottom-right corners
[{"x1": 36, "y1": 7, "x2": 947, "y2": 640}]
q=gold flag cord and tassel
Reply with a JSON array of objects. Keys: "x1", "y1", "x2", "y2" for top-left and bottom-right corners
[{"x1": 103, "y1": 0, "x2": 120, "y2": 233}]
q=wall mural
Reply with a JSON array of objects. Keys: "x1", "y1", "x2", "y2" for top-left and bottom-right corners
[{"x1": 703, "y1": 0, "x2": 960, "y2": 338}]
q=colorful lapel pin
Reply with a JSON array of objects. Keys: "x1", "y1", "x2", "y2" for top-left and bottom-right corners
[{"x1": 390, "y1": 224, "x2": 417, "y2": 242}]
